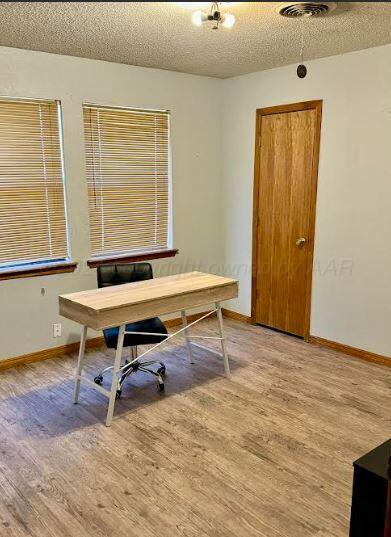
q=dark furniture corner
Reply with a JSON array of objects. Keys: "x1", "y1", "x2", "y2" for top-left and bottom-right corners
[{"x1": 349, "y1": 439, "x2": 391, "y2": 537}]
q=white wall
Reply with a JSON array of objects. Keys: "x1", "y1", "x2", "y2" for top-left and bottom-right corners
[
  {"x1": 221, "y1": 44, "x2": 391, "y2": 358},
  {"x1": 0, "y1": 46, "x2": 223, "y2": 360},
  {"x1": 1, "y1": 43, "x2": 391, "y2": 361}
]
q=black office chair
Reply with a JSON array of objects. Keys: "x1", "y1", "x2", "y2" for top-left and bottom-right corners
[{"x1": 93, "y1": 263, "x2": 168, "y2": 397}]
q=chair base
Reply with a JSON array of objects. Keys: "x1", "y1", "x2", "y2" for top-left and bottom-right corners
[
  {"x1": 119, "y1": 358, "x2": 166, "y2": 396},
  {"x1": 93, "y1": 346, "x2": 166, "y2": 396}
]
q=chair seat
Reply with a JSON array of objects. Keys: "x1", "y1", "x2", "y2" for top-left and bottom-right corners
[{"x1": 103, "y1": 317, "x2": 168, "y2": 348}]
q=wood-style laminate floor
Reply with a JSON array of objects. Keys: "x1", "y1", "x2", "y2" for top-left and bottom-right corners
[{"x1": 0, "y1": 318, "x2": 389, "y2": 537}]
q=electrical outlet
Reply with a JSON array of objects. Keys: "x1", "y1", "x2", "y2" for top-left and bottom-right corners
[{"x1": 53, "y1": 323, "x2": 62, "y2": 338}]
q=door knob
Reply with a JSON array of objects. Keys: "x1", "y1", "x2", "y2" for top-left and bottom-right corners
[{"x1": 296, "y1": 237, "x2": 307, "y2": 247}]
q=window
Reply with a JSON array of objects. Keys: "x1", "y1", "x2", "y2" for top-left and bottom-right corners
[
  {"x1": 0, "y1": 98, "x2": 70, "y2": 274},
  {"x1": 83, "y1": 104, "x2": 171, "y2": 261}
]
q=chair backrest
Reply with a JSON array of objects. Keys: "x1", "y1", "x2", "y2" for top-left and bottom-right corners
[{"x1": 97, "y1": 262, "x2": 153, "y2": 288}]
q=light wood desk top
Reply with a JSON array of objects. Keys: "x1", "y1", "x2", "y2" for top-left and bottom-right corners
[{"x1": 59, "y1": 272, "x2": 238, "y2": 330}]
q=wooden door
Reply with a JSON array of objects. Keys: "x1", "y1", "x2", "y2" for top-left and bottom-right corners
[{"x1": 252, "y1": 101, "x2": 322, "y2": 338}]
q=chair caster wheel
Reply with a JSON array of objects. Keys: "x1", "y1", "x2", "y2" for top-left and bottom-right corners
[
  {"x1": 116, "y1": 390, "x2": 122, "y2": 400},
  {"x1": 157, "y1": 364, "x2": 166, "y2": 377},
  {"x1": 94, "y1": 375, "x2": 103, "y2": 385},
  {"x1": 157, "y1": 381, "x2": 165, "y2": 393}
]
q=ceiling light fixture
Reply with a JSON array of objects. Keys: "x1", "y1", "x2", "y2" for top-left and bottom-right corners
[{"x1": 191, "y1": 2, "x2": 236, "y2": 30}]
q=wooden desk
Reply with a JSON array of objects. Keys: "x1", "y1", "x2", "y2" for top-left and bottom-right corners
[{"x1": 59, "y1": 272, "x2": 238, "y2": 426}]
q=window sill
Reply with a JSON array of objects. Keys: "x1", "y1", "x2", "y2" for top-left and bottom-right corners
[
  {"x1": 87, "y1": 248, "x2": 179, "y2": 268},
  {"x1": 0, "y1": 261, "x2": 78, "y2": 281}
]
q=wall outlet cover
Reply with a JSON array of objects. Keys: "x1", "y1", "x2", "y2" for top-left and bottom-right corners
[{"x1": 53, "y1": 323, "x2": 62, "y2": 338}]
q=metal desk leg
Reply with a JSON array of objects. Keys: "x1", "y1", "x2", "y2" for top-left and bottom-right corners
[
  {"x1": 181, "y1": 310, "x2": 194, "y2": 364},
  {"x1": 216, "y1": 302, "x2": 231, "y2": 377},
  {"x1": 73, "y1": 325, "x2": 87, "y2": 404},
  {"x1": 106, "y1": 324, "x2": 125, "y2": 427}
]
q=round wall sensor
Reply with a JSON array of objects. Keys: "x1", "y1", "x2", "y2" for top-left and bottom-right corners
[{"x1": 297, "y1": 64, "x2": 307, "y2": 78}]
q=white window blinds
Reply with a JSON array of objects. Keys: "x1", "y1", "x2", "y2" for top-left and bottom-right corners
[
  {"x1": 83, "y1": 104, "x2": 170, "y2": 259},
  {"x1": 0, "y1": 98, "x2": 68, "y2": 268}
]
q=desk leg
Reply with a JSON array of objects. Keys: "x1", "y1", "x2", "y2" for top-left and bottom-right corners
[
  {"x1": 181, "y1": 310, "x2": 194, "y2": 364},
  {"x1": 216, "y1": 302, "x2": 231, "y2": 378},
  {"x1": 106, "y1": 324, "x2": 125, "y2": 427},
  {"x1": 73, "y1": 325, "x2": 87, "y2": 404}
]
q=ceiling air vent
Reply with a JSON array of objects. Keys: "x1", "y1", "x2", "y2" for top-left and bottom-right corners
[{"x1": 278, "y1": 2, "x2": 337, "y2": 17}]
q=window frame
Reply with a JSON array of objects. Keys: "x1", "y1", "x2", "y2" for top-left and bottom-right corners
[
  {"x1": 82, "y1": 103, "x2": 176, "y2": 267},
  {"x1": 0, "y1": 96, "x2": 75, "y2": 280}
]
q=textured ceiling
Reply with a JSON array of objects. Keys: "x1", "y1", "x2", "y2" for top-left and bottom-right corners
[{"x1": 0, "y1": 2, "x2": 390, "y2": 78}]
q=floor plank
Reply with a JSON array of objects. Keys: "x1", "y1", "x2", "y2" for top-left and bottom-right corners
[{"x1": 0, "y1": 318, "x2": 389, "y2": 536}]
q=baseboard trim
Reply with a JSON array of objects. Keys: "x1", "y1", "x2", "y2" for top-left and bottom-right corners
[
  {"x1": 0, "y1": 311, "x2": 212, "y2": 371},
  {"x1": 0, "y1": 308, "x2": 254, "y2": 372},
  {"x1": 221, "y1": 308, "x2": 253, "y2": 324},
  {"x1": 0, "y1": 336, "x2": 105, "y2": 372},
  {"x1": 309, "y1": 336, "x2": 391, "y2": 367},
  {"x1": 4, "y1": 312, "x2": 389, "y2": 372}
]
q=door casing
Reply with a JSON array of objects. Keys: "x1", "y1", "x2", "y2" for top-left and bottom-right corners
[{"x1": 251, "y1": 100, "x2": 323, "y2": 340}]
